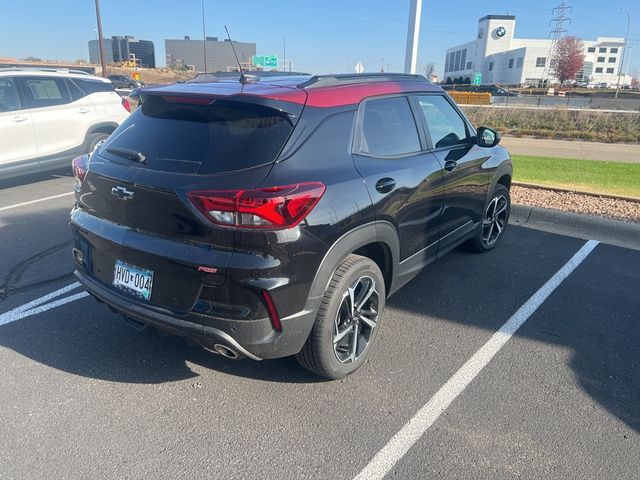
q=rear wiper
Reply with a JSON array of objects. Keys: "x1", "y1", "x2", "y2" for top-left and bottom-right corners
[{"x1": 106, "y1": 147, "x2": 146, "y2": 163}]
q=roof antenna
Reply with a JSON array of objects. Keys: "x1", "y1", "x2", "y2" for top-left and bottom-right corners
[{"x1": 224, "y1": 25, "x2": 248, "y2": 84}]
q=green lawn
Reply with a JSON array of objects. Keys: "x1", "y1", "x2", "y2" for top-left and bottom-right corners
[{"x1": 512, "y1": 155, "x2": 640, "y2": 198}]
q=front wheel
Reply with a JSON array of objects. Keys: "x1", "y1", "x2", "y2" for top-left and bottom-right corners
[
  {"x1": 296, "y1": 254, "x2": 385, "y2": 379},
  {"x1": 466, "y1": 184, "x2": 510, "y2": 252}
]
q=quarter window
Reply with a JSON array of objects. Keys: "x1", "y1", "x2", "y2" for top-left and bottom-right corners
[
  {"x1": 417, "y1": 95, "x2": 469, "y2": 149},
  {"x1": 20, "y1": 76, "x2": 71, "y2": 109},
  {"x1": 0, "y1": 77, "x2": 21, "y2": 112},
  {"x1": 358, "y1": 97, "x2": 421, "y2": 157}
]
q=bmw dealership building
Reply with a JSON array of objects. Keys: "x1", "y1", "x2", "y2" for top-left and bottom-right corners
[{"x1": 444, "y1": 15, "x2": 630, "y2": 86}]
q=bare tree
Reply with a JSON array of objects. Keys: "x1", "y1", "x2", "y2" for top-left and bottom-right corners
[
  {"x1": 423, "y1": 63, "x2": 435, "y2": 80},
  {"x1": 553, "y1": 36, "x2": 585, "y2": 83}
]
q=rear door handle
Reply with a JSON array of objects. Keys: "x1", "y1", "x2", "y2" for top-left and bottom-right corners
[
  {"x1": 375, "y1": 177, "x2": 396, "y2": 194},
  {"x1": 444, "y1": 160, "x2": 457, "y2": 172},
  {"x1": 77, "y1": 108, "x2": 91, "y2": 114},
  {"x1": 10, "y1": 115, "x2": 28, "y2": 123}
]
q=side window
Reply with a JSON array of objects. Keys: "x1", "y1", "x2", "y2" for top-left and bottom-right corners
[
  {"x1": 20, "y1": 76, "x2": 71, "y2": 109},
  {"x1": 358, "y1": 96, "x2": 421, "y2": 157},
  {"x1": 0, "y1": 77, "x2": 22, "y2": 112},
  {"x1": 66, "y1": 79, "x2": 86, "y2": 101},
  {"x1": 417, "y1": 95, "x2": 469, "y2": 149},
  {"x1": 76, "y1": 79, "x2": 115, "y2": 94}
]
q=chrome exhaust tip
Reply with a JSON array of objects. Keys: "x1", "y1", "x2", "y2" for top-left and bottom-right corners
[{"x1": 206, "y1": 343, "x2": 240, "y2": 359}]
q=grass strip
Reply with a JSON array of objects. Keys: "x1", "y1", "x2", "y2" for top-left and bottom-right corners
[{"x1": 512, "y1": 155, "x2": 640, "y2": 198}]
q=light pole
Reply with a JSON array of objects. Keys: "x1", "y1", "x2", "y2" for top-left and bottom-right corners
[
  {"x1": 201, "y1": 0, "x2": 208, "y2": 73},
  {"x1": 404, "y1": 0, "x2": 423, "y2": 73},
  {"x1": 615, "y1": 6, "x2": 630, "y2": 99},
  {"x1": 94, "y1": 0, "x2": 107, "y2": 77}
]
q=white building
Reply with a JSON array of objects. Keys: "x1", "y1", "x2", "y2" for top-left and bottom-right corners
[{"x1": 444, "y1": 15, "x2": 631, "y2": 86}]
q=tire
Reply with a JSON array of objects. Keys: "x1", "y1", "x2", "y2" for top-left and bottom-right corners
[
  {"x1": 296, "y1": 254, "x2": 385, "y2": 379},
  {"x1": 466, "y1": 184, "x2": 510, "y2": 252},
  {"x1": 128, "y1": 83, "x2": 136, "y2": 89},
  {"x1": 84, "y1": 132, "x2": 109, "y2": 154}
]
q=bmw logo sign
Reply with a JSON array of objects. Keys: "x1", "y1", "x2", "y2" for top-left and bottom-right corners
[{"x1": 495, "y1": 26, "x2": 507, "y2": 38}]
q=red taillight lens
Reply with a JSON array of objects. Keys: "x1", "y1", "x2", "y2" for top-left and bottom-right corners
[
  {"x1": 72, "y1": 155, "x2": 88, "y2": 184},
  {"x1": 122, "y1": 97, "x2": 131, "y2": 112},
  {"x1": 188, "y1": 182, "x2": 326, "y2": 230}
]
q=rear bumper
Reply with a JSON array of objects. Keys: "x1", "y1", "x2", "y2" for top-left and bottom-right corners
[
  {"x1": 70, "y1": 208, "x2": 325, "y2": 359},
  {"x1": 75, "y1": 268, "x2": 320, "y2": 359}
]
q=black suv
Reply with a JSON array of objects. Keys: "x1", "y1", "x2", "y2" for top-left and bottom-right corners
[
  {"x1": 70, "y1": 73, "x2": 512, "y2": 379},
  {"x1": 107, "y1": 74, "x2": 144, "y2": 89}
]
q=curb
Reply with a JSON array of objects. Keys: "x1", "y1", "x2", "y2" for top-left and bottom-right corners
[
  {"x1": 513, "y1": 181, "x2": 640, "y2": 204},
  {"x1": 510, "y1": 204, "x2": 640, "y2": 251}
]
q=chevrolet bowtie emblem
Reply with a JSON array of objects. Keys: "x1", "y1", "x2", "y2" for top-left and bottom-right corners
[{"x1": 111, "y1": 186, "x2": 135, "y2": 200}]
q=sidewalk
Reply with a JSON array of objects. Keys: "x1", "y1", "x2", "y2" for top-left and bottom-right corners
[{"x1": 501, "y1": 137, "x2": 640, "y2": 163}]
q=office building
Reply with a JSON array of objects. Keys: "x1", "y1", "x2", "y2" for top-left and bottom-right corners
[
  {"x1": 88, "y1": 36, "x2": 156, "y2": 68},
  {"x1": 165, "y1": 36, "x2": 256, "y2": 72}
]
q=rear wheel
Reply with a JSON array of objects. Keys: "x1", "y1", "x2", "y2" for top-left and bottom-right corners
[
  {"x1": 466, "y1": 184, "x2": 510, "y2": 252},
  {"x1": 296, "y1": 254, "x2": 385, "y2": 379},
  {"x1": 84, "y1": 132, "x2": 109, "y2": 154}
]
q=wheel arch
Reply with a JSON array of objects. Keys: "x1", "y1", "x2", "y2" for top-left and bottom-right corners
[{"x1": 306, "y1": 221, "x2": 400, "y2": 303}]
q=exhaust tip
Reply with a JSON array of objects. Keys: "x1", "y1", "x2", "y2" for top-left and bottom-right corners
[{"x1": 210, "y1": 343, "x2": 240, "y2": 359}]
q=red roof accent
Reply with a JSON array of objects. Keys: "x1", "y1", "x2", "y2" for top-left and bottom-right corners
[{"x1": 305, "y1": 82, "x2": 432, "y2": 108}]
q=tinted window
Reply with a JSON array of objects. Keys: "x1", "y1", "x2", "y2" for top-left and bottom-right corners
[
  {"x1": 0, "y1": 77, "x2": 21, "y2": 112},
  {"x1": 76, "y1": 79, "x2": 114, "y2": 94},
  {"x1": 20, "y1": 76, "x2": 71, "y2": 109},
  {"x1": 66, "y1": 79, "x2": 85, "y2": 101},
  {"x1": 100, "y1": 96, "x2": 295, "y2": 174},
  {"x1": 359, "y1": 96, "x2": 420, "y2": 157},
  {"x1": 417, "y1": 95, "x2": 469, "y2": 149}
]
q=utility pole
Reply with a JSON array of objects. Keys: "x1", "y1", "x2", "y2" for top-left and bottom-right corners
[
  {"x1": 283, "y1": 35, "x2": 286, "y2": 72},
  {"x1": 94, "y1": 0, "x2": 107, "y2": 77},
  {"x1": 404, "y1": 0, "x2": 423, "y2": 73},
  {"x1": 615, "y1": 7, "x2": 630, "y2": 99},
  {"x1": 202, "y1": 0, "x2": 207, "y2": 73},
  {"x1": 542, "y1": 1, "x2": 571, "y2": 85}
]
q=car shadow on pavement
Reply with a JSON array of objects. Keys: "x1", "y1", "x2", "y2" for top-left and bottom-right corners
[{"x1": 0, "y1": 220, "x2": 637, "y2": 430}]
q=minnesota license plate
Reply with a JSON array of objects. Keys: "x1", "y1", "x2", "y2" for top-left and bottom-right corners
[{"x1": 113, "y1": 260, "x2": 153, "y2": 300}]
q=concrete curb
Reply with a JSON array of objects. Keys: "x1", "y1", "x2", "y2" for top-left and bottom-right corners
[
  {"x1": 513, "y1": 181, "x2": 640, "y2": 204},
  {"x1": 509, "y1": 204, "x2": 640, "y2": 251}
]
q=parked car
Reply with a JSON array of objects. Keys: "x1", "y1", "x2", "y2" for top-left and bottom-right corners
[
  {"x1": 107, "y1": 74, "x2": 144, "y2": 89},
  {"x1": 70, "y1": 73, "x2": 512, "y2": 379},
  {"x1": 0, "y1": 68, "x2": 130, "y2": 180}
]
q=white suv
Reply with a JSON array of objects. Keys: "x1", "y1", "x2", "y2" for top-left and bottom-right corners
[{"x1": 0, "y1": 68, "x2": 130, "y2": 180}]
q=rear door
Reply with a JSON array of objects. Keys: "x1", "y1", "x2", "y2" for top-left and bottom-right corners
[
  {"x1": 0, "y1": 76, "x2": 38, "y2": 169},
  {"x1": 351, "y1": 95, "x2": 445, "y2": 266},
  {"x1": 18, "y1": 75, "x2": 87, "y2": 158},
  {"x1": 414, "y1": 94, "x2": 490, "y2": 252}
]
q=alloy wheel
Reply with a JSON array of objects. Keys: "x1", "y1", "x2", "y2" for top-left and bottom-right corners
[
  {"x1": 482, "y1": 194, "x2": 508, "y2": 246},
  {"x1": 333, "y1": 276, "x2": 379, "y2": 364}
]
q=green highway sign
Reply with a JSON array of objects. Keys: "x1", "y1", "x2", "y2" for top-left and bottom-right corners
[
  {"x1": 252, "y1": 55, "x2": 278, "y2": 69},
  {"x1": 473, "y1": 72, "x2": 482, "y2": 85}
]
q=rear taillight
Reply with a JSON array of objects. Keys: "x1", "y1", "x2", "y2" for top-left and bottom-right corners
[
  {"x1": 72, "y1": 155, "x2": 88, "y2": 184},
  {"x1": 188, "y1": 182, "x2": 326, "y2": 230},
  {"x1": 122, "y1": 97, "x2": 131, "y2": 112}
]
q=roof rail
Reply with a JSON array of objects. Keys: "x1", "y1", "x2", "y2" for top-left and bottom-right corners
[
  {"x1": 0, "y1": 66, "x2": 91, "y2": 76},
  {"x1": 298, "y1": 73, "x2": 429, "y2": 89}
]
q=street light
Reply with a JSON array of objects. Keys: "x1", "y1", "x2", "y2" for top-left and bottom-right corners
[{"x1": 614, "y1": 6, "x2": 630, "y2": 99}]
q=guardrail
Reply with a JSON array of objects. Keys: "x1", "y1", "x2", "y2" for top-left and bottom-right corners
[{"x1": 491, "y1": 95, "x2": 640, "y2": 112}]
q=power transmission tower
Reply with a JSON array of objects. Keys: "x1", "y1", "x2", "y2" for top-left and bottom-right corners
[{"x1": 542, "y1": 1, "x2": 571, "y2": 85}]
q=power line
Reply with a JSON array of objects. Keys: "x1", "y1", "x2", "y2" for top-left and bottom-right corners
[{"x1": 542, "y1": 1, "x2": 572, "y2": 84}]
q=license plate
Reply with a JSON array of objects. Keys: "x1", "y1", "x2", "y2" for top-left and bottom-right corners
[{"x1": 113, "y1": 260, "x2": 153, "y2": 301}]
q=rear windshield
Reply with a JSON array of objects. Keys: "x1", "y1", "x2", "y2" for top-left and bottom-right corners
[{"x1": 99, "y1": 96, "x2": 295, "y2": 174}]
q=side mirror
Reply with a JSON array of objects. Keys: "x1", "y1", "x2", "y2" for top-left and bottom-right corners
[{"x1": 476, "y1": 126, "x2": 501, "y2": 148}]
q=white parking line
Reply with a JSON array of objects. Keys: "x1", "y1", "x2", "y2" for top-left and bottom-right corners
[
  {"x1": 0, "y1": 282, "x2": 85, "y2": 326},
  {"x1": 353, "y1": 239, "x2": 600, "y2": 480},
  {"x1": 0, "y1": 192, "x2": 74, "y2": 213}
]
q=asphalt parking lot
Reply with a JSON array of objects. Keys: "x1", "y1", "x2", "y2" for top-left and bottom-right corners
[{"x1": 1, "y1": 171, "x2": 638, "y2": 479}]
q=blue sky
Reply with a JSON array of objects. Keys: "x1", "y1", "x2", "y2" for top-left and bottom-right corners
[{"x1": 1, "y1": 0, "x2": 638, "y2": 77}]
